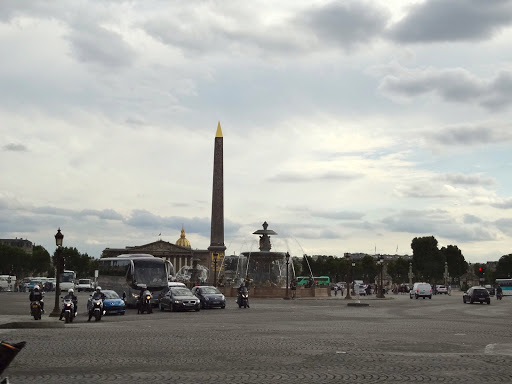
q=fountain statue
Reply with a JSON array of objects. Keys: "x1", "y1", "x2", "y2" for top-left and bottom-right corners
[{"x1": 241, "y1": 221, "x2": 289, "y2": 287}]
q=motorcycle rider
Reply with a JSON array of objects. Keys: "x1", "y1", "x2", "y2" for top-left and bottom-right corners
[
  {"x1": 237, "y1": 282, "x2": 250, "y2": 308},
  {"x1": 88, "y1": 286, "x2": 106, "y2": 322},
  {"x1": 59, "y1": 288, "x2": 78, "y2": 320},
  {"x1": 29, "y1": 285, "x2": 44, "y2": 314}
]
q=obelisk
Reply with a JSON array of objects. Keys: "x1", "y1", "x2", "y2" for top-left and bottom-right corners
[{"x1": 208, "y1": 122, "x2": 226, "y2": 273}]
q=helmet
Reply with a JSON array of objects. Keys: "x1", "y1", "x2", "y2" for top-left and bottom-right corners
[
  {"x1": 96, "y1": 286, "x2": 101, "y2": 291},
  {"x1": 34, "y1": 285, "x2": 40, "y2": 291},
  {"x1": 68, "y1": 288, "x2": 74, "y2": 293}
]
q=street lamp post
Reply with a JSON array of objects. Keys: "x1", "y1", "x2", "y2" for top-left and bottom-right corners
[
  {"x1": 377, "y1": 257, "x2": 385, "y2": 299},
  {"x1": 408, "y1": 262, "x2": 413, "y2": 287},
  {"x1": 345, "y1": 256, "x2": 352, "y2": 300},
  {"x1": 49, "y1": 228, "x2": 64, "y2": 317},
  {"x1": 284, "y1": 252, "x2": 291, "y2": 300},
  {"x1": 213, "y1": 253, "x2": 218, "y2": 287}
]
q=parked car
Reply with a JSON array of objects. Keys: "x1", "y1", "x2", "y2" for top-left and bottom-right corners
[
  {"x1": 436, "y1": 285, "x2": 448, "y2": 294},
  {"x1": 191, "y1": 286, "x2": 226, "y2": 309},
  {"x1": 409, "y1": 282, "x2": 432, "y2": 299},
  {"x1": 76, "y1": 279, "x2": 93, "y2": 292},
  {"x1": 463, "y1": 287, "x2": 491, "y2": 305},
  {"x1": 101, "y1": 290, "x2": 126, "y2": 315},
  {"x1": 158, "y1": 286, "x2": 200, "y2": 312},
  {"x1": 484, "y1": 285, "x2": 495, "y2": 296}
]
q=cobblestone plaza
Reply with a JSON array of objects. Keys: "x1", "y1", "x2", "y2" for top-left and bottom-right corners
[{"x1": 1, "y1": 291, "x2": 511, "y2": 383}]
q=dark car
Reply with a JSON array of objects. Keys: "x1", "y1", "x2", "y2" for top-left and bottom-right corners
[
  {"x1": 102, "y1": 290, "x2": 126, "y2": 315},
  {"x1": 463, "y1": 287, "x2": 491, "y2": 305},
  {"x1": 191, "y1": 286, "x2": 226, "y2": 309},
  {"x1": 158, "y1": 286, "x2": 200, "y2": 312}
]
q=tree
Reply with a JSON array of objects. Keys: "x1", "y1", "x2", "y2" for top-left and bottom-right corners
[
  {"x1": 411, "y1": 236, "x2": 444, "y2": 282},
  {"x1": 32, "y1": 245, "x2": 52, "y2": 276},
  {"x1": 360, "y1": 256, "x2": 377, "y2": 284},
  {"x1": 440, "y1": 245, "x2": 467, "y2": 280},
  {"x1": 53, "y1": 247, "x2": 99, "y2": 278},
  {"x1": 496, "y1": 254, "x2": 512, "y2": 279},
  {"x1": 0, "y1": 243, "x2": 31, "y2": 276},
  {"x1": 387, "y1": 257, "x2": 409, "y2": 284}
]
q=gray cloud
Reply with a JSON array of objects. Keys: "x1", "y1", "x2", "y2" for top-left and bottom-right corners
[
  {"x1": 425, "y1": 123, "x2": 512, "y2": 146},
  {"x1": 495, "y1": 218, "x2": 512, "y2": 234},
  {"x1": 299, "y1": 1, "x2": 389, "y2": 50},
  {"x1": 65, "y1": 23, "x2": 136, "y2": 68},
  {"x1": 440, "y1": 173, "x2": 496, "y2": 186},
  {"x1": 463, "y1": 214, "x2": 484, "y2": 224},
  {"x1": 269, "y1": 170, "x2": 362, "y2": 183},
  {"x1": 388, "y1": 0, "x2": 512, "y2": 43},
  {"x1": 382, "y1": 209, "x2": 498, "y2": 242},
  {"x1": 379, "y1": 66, "x2": 512, "y2": 110},
  {"x1": 80, "y1": 209, "x2": 124, "y2": 221},
  {"x1": 491, "y1": 198, "x2": 512, "y2": 209},
  {"x1": 3, "y1": 143, "x2": 28, "y2": 152},
  {"x1": 310, "y1": 210, "x2": 365, "y2": 221}
]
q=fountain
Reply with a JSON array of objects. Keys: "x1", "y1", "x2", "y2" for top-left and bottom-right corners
[{"x1": 241, "y1": 221, "x2": 289, "y2": 288}]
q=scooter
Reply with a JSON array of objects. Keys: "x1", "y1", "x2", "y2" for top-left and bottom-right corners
[
  {"x1": 237, "y1": 288, "x2": 249, "y2": 309},
  {"x1": 30, "y1": 301, "x2": 42, "y2": 320},
  {"x1": 61, "y1": 298, "x2": 75, "y2": 323},
  {"x1": 137, "y1": 290, "x2": 153, "y2": 314},
  {"x1": 0, "y1": 341, "x2": 26, "y2": 384},
  {"x1": 89, "y1": 298, "x2": 104, "y2": 321}
]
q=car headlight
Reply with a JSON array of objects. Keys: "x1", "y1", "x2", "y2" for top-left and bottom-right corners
[
  {"x1": 174, "y1": 300, "x2": 181, "y2": 304},
  {"x1": 221, "y1": 295, "x2": 225, "y2": 300},
  {"x1": 132, "y1": 293, "x2": 139, "y2": 299}
]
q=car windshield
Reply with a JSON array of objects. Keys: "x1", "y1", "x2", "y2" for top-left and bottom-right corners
[
  {"x1": 103, "y1": 291, "x2": 120, "y2": 299},
  {"x1": 79, "y1": 280, "x2": 90, "y2": 284},
  {"x1": 474, "y1": 289, "x2": 487, "y2": 295},
  {"x1": 171, "y1": 288, "x2": 193, "y2": 296},
  {"x1": 200, "y1": 287, "x2": 221, "y2": 294}
]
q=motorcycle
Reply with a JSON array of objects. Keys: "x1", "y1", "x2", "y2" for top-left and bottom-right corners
[
  {"x1": 137, "y1": 290, "x2": 153, "y2": 314},
  {"x1": 89, "y1": 297, "x2": 104, "y2": 321},
  {"x1": 0, "y1": 341, "x2": 26, "y2": 384},
  {"x1": 61, "y1": 298, "x2": 75, "y2": 323},
  {"x1": 30, "y1": 301, "x2": 42, "y2": 320},
  {"x1": 497, "y1": 291, "x2": 503, "y2": 300},
  {"x1": 237, "y1": 288, "x2": 249, "y2": 309}
]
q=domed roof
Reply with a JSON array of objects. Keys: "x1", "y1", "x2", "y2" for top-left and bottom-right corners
[{"x1": 176, "y1": 226, "x2": 191, "y2": 248}]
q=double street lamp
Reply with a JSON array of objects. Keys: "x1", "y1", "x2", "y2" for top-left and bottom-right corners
[
  {"x1": 377, "y1": 257, "x2": 385, "y2": 299},
  {"x1": 49, "y1": 228, "x2": 64, "y2": 317},
  {"x1": 345, "y1": 257, "x2": 353, "y2": 300}
]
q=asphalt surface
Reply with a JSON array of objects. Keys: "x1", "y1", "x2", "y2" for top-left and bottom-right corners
[{"x1": 1, "y1": 290, "x2": 511, "y2": 383}]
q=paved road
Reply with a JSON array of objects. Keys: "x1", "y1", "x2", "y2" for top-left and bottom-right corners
[{"x1": 1, "y1": 291, "x2": 511, "y2": 383}]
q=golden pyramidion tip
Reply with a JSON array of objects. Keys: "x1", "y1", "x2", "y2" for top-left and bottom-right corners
[{"x1": 216, "y1": 122, "x2": 223, "y2": 138}]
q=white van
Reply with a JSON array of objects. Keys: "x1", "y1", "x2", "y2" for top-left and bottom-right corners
[
  {"x1": 353, "y1": 280, "x2": 366, "y2": 296},
  {"x1": 76, "y1": 279, "x2": 93, "y2": 292},
  {"x1": 410, "y1": 282, "x2": 432, "y2": 299}
]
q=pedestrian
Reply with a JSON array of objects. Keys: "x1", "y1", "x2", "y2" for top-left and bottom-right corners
[
  {"x1": 448, "y1": 285, "x2": 452, "y2": 295},
  {"x1": 334, "y1": 285, "x2": 338, "y2": 296}
]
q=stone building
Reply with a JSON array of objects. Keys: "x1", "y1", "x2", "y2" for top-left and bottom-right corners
[
  {"x1": 101, "y1": 227, "x2": 210, "y2": 275},
  {"x1": 0, "y1": 238, "x2": 33, "y2": 255}
]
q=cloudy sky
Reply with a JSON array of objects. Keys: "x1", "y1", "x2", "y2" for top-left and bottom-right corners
[{"x1": 1, "y1": 0, "x2": 512, "y2": 263}]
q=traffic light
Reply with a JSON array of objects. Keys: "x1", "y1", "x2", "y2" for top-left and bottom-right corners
[
  {"x1": 58, "y1": 254, "x2": 65, "y2": 272},
  {"x1": 478, "y1": 267, "x2": 483, "y2": 276}
]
